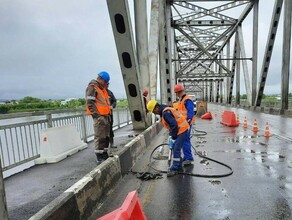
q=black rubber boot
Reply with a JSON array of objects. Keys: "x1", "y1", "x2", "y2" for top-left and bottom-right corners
[
  {"x1": 102, "y1": 151, "x2": 109, "y2": 160},
  {"x1": 96, "y1": 153, "x2": 104, "y2": 164}
]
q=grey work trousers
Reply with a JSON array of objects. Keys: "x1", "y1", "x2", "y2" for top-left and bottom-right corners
[{"x1": 93, "y1": 115, "x2": 110, "y2": 154}]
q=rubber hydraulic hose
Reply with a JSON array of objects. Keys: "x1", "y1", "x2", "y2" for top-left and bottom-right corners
[{"x1": 149, "y1": 144, "x2": 233, "y2": 178}]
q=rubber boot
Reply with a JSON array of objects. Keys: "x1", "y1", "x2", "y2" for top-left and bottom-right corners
[
  {"x1": 167, "y1": 167, "x2": 183, "y2": 178},
  {"x1": 110, "y1": 140, "x2": 117, "y2": 148},
  {"x1": 96, "y1": 153, "x2": 104, "y2": 164},
  {"x1": 102, "y1": 151, "x2": 109, "y2": 160}
]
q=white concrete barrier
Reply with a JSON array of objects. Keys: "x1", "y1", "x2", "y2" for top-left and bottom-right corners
[{"x1": 35, "y1": 125, "x2": 88, "y2": 164}]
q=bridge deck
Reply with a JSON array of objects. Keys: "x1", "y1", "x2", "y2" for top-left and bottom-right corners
[
  {"x1": 90, "y1": 103, "x2": 292, "y2": 220},
  {"x1": 4, "y1": 103, "x2": 292, "y2": 220}
]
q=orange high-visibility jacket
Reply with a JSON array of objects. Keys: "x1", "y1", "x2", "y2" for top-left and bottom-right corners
[
  {"x1": 162, "y1": 107, "x2": 189, "y2": 135},
  {"x1": 179, "y1": 95, "x2": 195, "y2": 125},
  {"x1": 172, "y1": 102, "x2": 179, "y2": 110},
  {"x1": 86, "y1": 84, "x2": 111, "y2": 115}
]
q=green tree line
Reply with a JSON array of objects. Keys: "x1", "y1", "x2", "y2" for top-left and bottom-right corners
[{"x1": 0, "y1": 96, "x2": 129, "y2": 114}]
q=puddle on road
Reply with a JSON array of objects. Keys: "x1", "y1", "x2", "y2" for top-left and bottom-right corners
[
  {"x1": 213, "y1": 148, "x2": 287, "y2": 164},
  {"x1": 224, "y1": 135, "x2": 262, "y2": 143},
  {"x1": 197, "y1": 151, "x2": 208, "y2": 156},
  {"x1": 200, "y1": 159, "x2": 209, "y2": 165},
  {"x1": 209, "y1": 180, "x2": 221, "y2": 185},
  {"x1": 197, "y1": 140, "x2": 207, "y2": 144}
]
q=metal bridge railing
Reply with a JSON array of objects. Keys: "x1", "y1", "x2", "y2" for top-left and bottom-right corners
[
  {"x1": 0, "y1": 108, "x2": 131, "y2": 171},
  {"x1": 231, "y1": 99, "x2": 292, "y2": 109}
]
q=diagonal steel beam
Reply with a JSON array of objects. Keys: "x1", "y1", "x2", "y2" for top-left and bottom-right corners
[
  {"x1": 255, "y1": 0, "x2": 284, "y2": 106},
  {"x1": 174, "y1": 1, "x2": 237, "y2": 23},
  {"x1": 228, "y1": 32, "x2": 239, "y2": 104},
  {"x1": 175, "y1": 26, "x2": 231, "y2": 74},
  {"x1": 174, "y1": 1, "x2": 251, "y2": 25},
  {"x1": 237, "y1": 25, "x2": 251, "y2": 104}
]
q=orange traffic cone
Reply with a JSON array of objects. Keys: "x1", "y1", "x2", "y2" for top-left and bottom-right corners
[
  {"x1": 252, "y1": 119, "x2": 259, "y2": 132},
  {"x1": 243, "y1": 117, "x2": 248, "y2": 128},
  {"x1": 264, "y1": 122, "x2": 271, "y2": 137}
]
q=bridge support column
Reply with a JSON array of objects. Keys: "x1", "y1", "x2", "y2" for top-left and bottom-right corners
[
  {"x1": 149, "y1": 0, "x2": 161, "y2": 100},
  {"x1": 252, "y1": 0, "x2": 259, "y2": 106},
  {"x1": 134, "y1": 0, "x2": 150, "y2": 94},
  {"x1": 107, "y1": 0, "x2": 147, "y2": 129},
  {"x1": 236, "y1": 32, "x2": 241, "y2": 106},
  {"x1": 281, "y1": 0, "x2": 292, "y2": 110}
]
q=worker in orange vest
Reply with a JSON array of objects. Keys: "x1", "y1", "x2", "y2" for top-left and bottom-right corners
[
  {"x1": 147, "y1": 100, "x2": 189, "y2": 177},
  {"x1": 174, "y1": 84, "x2": 195, "y2": 166},
  {"x1": 172, "y1": 101, "x2": 179, "y2": 110},
  {"x1": 86, "y1": 71, "x2": 111, "y2": 163}
]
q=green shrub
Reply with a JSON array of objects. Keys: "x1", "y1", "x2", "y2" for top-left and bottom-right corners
[{"x1": 0, "y1": 105, "x2": 10, "y2": 114}]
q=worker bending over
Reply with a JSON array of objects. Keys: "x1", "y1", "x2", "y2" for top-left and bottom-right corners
[{"x1": 147, "y1": 100, "x2": 189, "y2": 177}]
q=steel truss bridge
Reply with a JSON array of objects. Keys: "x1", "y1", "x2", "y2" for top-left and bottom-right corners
[{"x1": 106, "y1": 0, "x2": 291, "y2": 129}]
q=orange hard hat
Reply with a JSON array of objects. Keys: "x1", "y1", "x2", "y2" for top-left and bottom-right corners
[
  {"x1": 174, "y1": 84, "x2": 184, "y2": 93},
  {"x1": 143, "y1": 89, "x2": 148, "y2": 96}
]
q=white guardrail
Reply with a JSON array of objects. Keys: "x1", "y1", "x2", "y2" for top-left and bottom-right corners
[{"x1": 0, "y1": 108, "x2": 131, "y2": 171}]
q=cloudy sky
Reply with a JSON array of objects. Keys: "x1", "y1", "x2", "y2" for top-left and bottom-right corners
[{"x1": 0, "y1": 0, "x2": 291, "y2": 100}]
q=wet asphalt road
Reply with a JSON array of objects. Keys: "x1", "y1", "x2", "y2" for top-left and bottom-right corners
[
  {"x1": 4, "y1": 125, "x2": 142, "y2": 220},
  {"x1": 93, "y1": 103, "x2": 292, "y2": 220}
]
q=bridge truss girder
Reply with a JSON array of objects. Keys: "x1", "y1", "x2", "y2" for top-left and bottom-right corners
[
  {"x1": 171, "y1": 0, "x2": 254, "y2": 104},
  {"x1": 106, "y1": 0, "x2": 292, "y2": 129}
]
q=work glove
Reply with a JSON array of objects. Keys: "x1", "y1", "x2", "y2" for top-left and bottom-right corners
[
  {"x1": 187, "y1": 118, "x2": 192, "y2": 125},
  {"x1": 168, "y1": 136, "x2": 176, "y2": 149}
]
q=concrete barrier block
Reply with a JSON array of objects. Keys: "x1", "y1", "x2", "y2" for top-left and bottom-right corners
[
  {"x1": 28, "y1": 191, "x2": 79, "y2": 220},
  {"x1": 35, "y1": 125, "x2": 88, "y2": 164},
  {"x1": 143, "y1": 126, "x2": 155, "y2": 147},
  {"x1": 118, "y1": 145, "x2": 133, "y2": 176},
  {"x1": 284, "y1": 109, "x2": 292, "y2": 116},
  {"x1": 72, "y1": 157, "x2": 122, "y2": 219},
  {"x1": 269, "y1": 108, "x2": 281, "y2": 115},
  {"x1": 254, "y1": 107, "x2": 264, "y2": 112},
  {"x1": 143, "y1": 122, "x2": 162, "y2": 147},
  {"x1": 264, "y1": 107, "x2": 270, "y2": 113},
  {"x1": 29, "y1": 122, "x2": 161, "y2": 219},
  {"x1": 130, "y1": 136, "x2": 146, "y2": 163}
]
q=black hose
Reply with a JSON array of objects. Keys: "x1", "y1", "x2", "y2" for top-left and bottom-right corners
[
  {"x1": 148, "y1": 128, "x2": 233, "y2": 178},
  {"x1": 191, "y1": 128, "x2": 207, "y2": 137}
]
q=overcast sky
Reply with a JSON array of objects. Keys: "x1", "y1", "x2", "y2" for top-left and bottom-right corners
[{"x1": 0, "y1": 1, "x2": 291, "y2": 100}]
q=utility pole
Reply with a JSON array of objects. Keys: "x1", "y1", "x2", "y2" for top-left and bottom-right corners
[{"x1": 0, "y1": 158, "x2": 9, "y2": 220}]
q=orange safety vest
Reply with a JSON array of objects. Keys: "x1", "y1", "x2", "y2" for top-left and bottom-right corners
[
  {"x1": 161, "y1": 107, "x2": 189, "y2": 135},
  {"x1": 172, "y1": 102, "x2": 179, "y2": 110},
  {"x1": 86, "y1": 84, "x2": 111, "y2": 115},
  {"x1": 179, "y1": 95, "x2": 196, "y2": 125}
]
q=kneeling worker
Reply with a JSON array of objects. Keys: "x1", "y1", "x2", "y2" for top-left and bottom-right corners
[{"x1": 147, "y1": 100, "x2": 189, "y2": 177}]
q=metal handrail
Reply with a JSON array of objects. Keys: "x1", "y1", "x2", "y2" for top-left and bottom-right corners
[
  {"x1": 0, "y1": 108, "x2": 131, "y2": 171},
  {"x1": 230, "y1": 99, "x2": 292, "y2": 109}
]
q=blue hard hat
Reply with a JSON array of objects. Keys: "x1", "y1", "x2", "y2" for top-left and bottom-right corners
[{"x1": 98, "y1": 71, "x2": 110, "y2": 83}]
